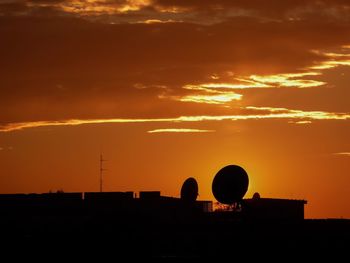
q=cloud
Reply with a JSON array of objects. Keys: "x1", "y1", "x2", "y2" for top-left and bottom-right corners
[
  {"x1": 57, "y1": 0, "x2": 152, "y2": 15},
  {"x1": 163, "y1": 47, "x2": 350, "y2": 107},
  {"x1": 183, "y1": 72, "x2": 325, "y2": 90},
  {"x1": 288, "y1": 120, "x2": 312, "y2": 125},
  {"x1": 166, "y1": 71, "x2": 326, "y2": 105},
  {"x1": 1, "y1": 1, "x2": 350, "y2": 125},
  {"x1": 248, "y1": 73, "x2": 325, "y2": 88},
  {"x1": 147, "y1": 128, "x2": 215, "y2": 133},
  {"x1": 310, "y1": 50, "x2": 350, "y2": 70},
  {"x1": 1, "y1": 106, "x2": 349, "y2": 132},
  {"x1": 2, "y1": 1, "x2": 350, "y2": 25},
  {"x1": 177, "y1": 92, "x2": 243, "y2": 105},
  {"x1": 333, "y1": 152, "x2": 350, "y2": 156},
  {"x1": 19, "y1": 0, "x2": 348, "y2": 24},
  {"x1": 153, "y1": 0, "x2": 350, "y2": 21}
]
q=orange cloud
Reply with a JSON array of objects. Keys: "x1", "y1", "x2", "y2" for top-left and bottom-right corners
[
  {"x1": 248, "y1": 73, "x2": 325, "y2": 88},
  {"x1": 1, "y1": 107, "x2": 349, "y2": 132},
  {"x1": 1, "y1": 1, "x2": 350, "y2": 125},
  {"x1": 136, "y1": 19, "x2": 181, "y2": 24},
  {"x1": 56, "y1": 0, "x2": 152, "y2": 15},
  {"x1": 170, "y1": 72, "x2": 325, "y2": 105},
  {"x1": 179, "y1": 93, "x2": 243, "y2": 104},
  {"x1": 333, "y1": 152, "x2": 350, "y2": 156},
  {"x1": 171, "y1": 47, "x2": 350, "y2": 106},
  {"x1": 288, "y1": 120, "x2": 312, "y2": 125},
  {"x1": 147, "y1": 128, "x2": 215, "y2": 133}
]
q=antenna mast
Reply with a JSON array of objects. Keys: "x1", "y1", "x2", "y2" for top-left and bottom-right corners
[{"x1": 99, "y1": 154, "x2": 107, "y2": 192}]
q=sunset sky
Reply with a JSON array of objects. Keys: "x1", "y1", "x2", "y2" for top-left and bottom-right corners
[{"x1": 1, "y1": 0, "x2": 350, "y2": 218}]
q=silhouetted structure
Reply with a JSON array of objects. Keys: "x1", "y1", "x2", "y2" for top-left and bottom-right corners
[
  {"x1": 0, "y1": 165, "x2": 308, "y2": 220},
  {"x1": 139, "y1": 191, "x2": 161, "y2": 200},
  {"x1": 180, "y1": 177, "x2": 198, "y2": 202},
  {"x1": 244, "y1": 197, "x2": 307, "y2": 220},
  {"x1": 212, "y1": 165, "x2": 249, "y2": 205},
  {"x1": 0, "y1": 191, "x2": 212, "y2": 219},
  {"x1": 210, "y1": 165, "x2": 307, "y2": 220},
  {"x1": 0, "y1": 192, "x2": 83, "y2": 215},
  {"x1": 1, "y1": 165, "x2": 349, "y2": 259}
]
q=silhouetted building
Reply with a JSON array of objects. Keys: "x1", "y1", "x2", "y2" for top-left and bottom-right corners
[
  {"x1": 0, "y1": 192, "x2": 307, "y2": 220},
  {"x1": 244, "y1": 198, "x2": 307, "y2": 220},
  {"x1": 84, "y1": 191, "x2": 134, "y2": 203},
  {"x1": 197, "y1": 200, "x2": 213, "y2": 212},
  {"x1": 139, "y1": 191, "x2": 161, "y2": 200},
  {"x1": 0, "y1": 192, "x2": 83, "y2": 215}
]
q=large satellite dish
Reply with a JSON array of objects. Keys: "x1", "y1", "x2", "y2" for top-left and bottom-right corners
[
  {"x1": 180, "y1": 177, "x2": 198, "y2": 202},
  {"x1": 212, "y1": 165, "x2": 249, "y2": 204}
]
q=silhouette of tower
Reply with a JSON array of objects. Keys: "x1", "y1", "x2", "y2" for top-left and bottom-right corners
[{"x1": 99, "y1": 154, "x2": 107, "y2": 192}]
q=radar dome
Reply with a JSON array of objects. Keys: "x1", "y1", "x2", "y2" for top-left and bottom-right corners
[
  {"x1": 212, "y1": 165, "x2": 249, "y2": 204},
  {"x1": 180, "y1": 177, "x2": 198, "y2": 202}
]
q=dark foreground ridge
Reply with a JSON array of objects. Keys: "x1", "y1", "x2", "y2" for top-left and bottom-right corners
[{"x1": 0, "y1": 191, "x2": 349, "y2": 259}]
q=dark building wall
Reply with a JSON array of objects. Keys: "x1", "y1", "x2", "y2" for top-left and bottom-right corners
[
  {"x1": 83, "y1": 191, "x2": 135, "y2": 215},
  {"x1": 244, "y1": 198, "x2": 307, "y2": 220},
  {"x1": 196, "y1": 201, "x2": 213, "y2": 213},
  {"x1": 0, "y1": 192, "x2": 83, "y2": 215},
  {"x1": 0, "y1": 191, "x2": 212, "y2": 217},
  {"x1": 139, "y1": 191, "x2": 161, "y2": 199}
]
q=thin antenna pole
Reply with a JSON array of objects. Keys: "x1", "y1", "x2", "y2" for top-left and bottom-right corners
[{"x1": 99, "y1": 154, "x2": 106, "y2": 192}]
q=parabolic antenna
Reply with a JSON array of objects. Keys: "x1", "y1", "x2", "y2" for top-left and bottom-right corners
[
  {"x1": 212, "y1": 165, "x2": 249, "y2": 204},
  {"x1": 180, "y1": 177, "x2": 198, "y2": 202},
  {"x1": 253, "y1": 192, "x2": 261, "y2": 200}
]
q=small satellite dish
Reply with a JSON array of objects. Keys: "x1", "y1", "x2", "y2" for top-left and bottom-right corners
[
  {"x1": 253, "y1": 192, "x2": 260, "y2": 200},
  {"x1": 212, "y1": 165, "x2": 249, "y2": 204},
  {"x1": 181, "y1": 177, "x2": 198, "y2": 202}
]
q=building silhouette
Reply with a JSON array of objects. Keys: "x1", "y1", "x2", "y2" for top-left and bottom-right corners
[
  {"x1": 1, "y1": 166, "x2": 348, "y2": 258},
  {"x1": 0, "y1": 191, "x2": 306, "y2": 221}
]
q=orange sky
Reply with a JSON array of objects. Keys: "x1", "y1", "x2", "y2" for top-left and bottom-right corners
[{"x1": 0, "y1": 0, "x2": 349, "y2": 218}]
